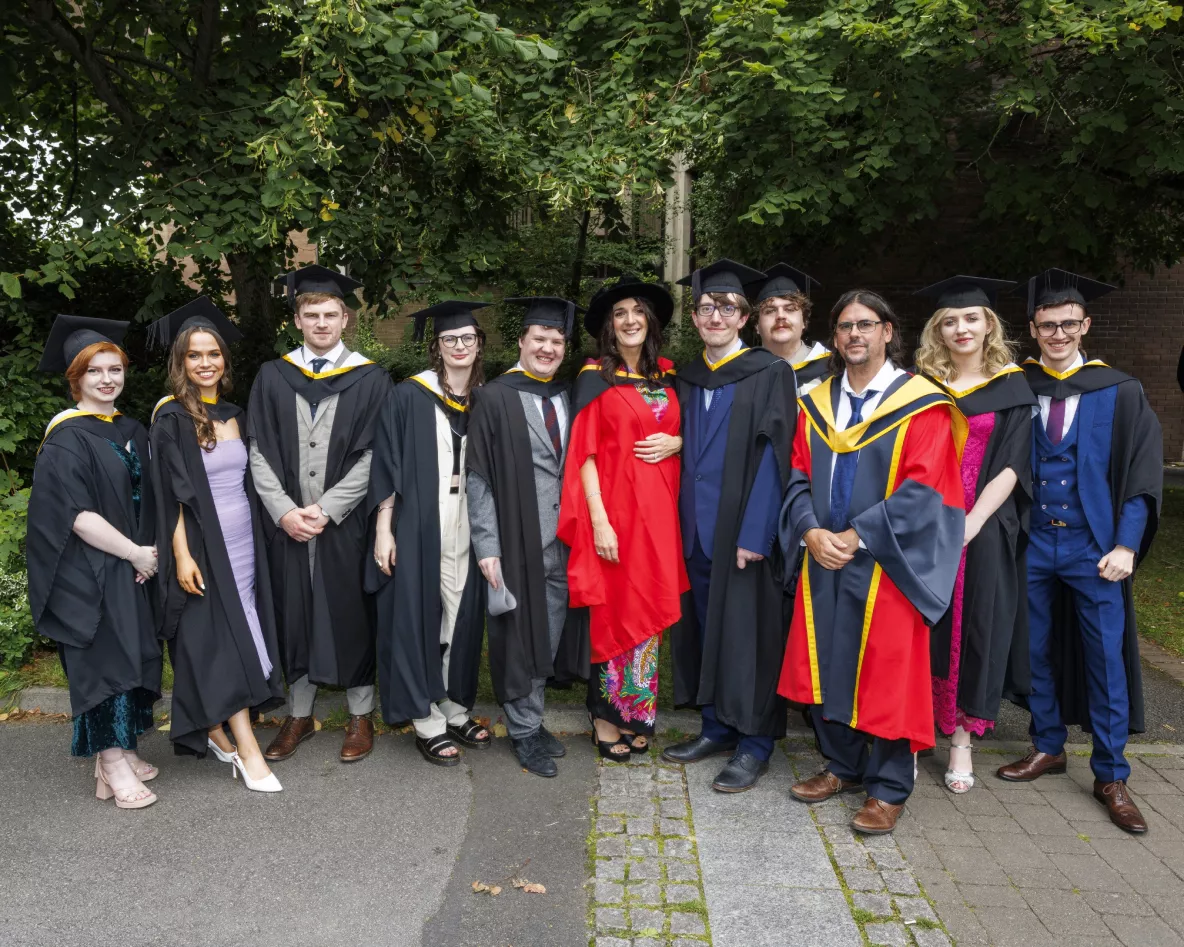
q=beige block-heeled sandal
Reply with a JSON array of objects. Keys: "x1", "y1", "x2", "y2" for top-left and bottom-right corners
[
  {"x1": 121, "y1": 750, "x2": 158, "y2": 781},
  {"x1": 95, "y1": 758, "x2": 158, "y2": 809}
]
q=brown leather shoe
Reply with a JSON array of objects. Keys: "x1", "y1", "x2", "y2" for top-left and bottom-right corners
[
  {"x1": 789, "y1": 770, "x2": 863, "y2": 803},
  {"x1": 851, "y1": 797, "x2": 904, "y2": 835},
  {"x1": 263, "y1": 715, "x2": 316, "y2": 761},
  {"x1": 340, "y1": 714, "x2": 374, "y2": 762},
  {"x1": 1093, "y1": 779, "x2": 1147, "y2": 834},
  {"x1": 996, "y1": 746, "x2": 1067, "y2": 782}
]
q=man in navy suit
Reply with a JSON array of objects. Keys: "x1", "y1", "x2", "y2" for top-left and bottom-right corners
[
  {"x1": 665, "y1": 259, "x2": 797, "y2": 792},
  {"x1": 998, "y1": 269, "x2": 1162, "y2": 835}
]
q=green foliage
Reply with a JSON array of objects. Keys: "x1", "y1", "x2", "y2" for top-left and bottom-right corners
[{"x1": 0, "y1": 568, "x2": 35, "y2": 675}]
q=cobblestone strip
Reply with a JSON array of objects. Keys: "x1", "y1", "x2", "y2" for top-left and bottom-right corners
[
  {"x1": 785, "y1": 745, "x2": 955, "y2": 947},
  {"x1": 588, "y1": 750, "x2": 712, "y2": 947}
]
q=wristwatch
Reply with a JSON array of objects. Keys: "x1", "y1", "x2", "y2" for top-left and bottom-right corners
[{"x1": 316, "y1": 504, "x2": 328, "y2": 520}]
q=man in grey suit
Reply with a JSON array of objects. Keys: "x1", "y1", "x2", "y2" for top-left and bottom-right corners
[
  {"x1": 466, "y1": 297, "x2": 586, "y2": 777},
  {"x1": 247, "y1": 264, "x2": 392, "y2": 764}
]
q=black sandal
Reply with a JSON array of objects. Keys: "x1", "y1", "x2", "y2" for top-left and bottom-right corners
[
  {"x1": 589, "y1": 715, "x2": 631, "y2": 761},
  {"x1": 620, "y1": 732, "x2": 651, "y2": 755},
  {"x1": 416, "y1": 734, "x2": 462, "y2": 767},
  {"x1": 447, "y1": 718, "x2": 491, "y2": 749}
]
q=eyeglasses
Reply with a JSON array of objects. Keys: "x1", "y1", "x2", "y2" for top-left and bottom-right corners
[
  {"x1": 696, "y1": 303, "x2": 740, "y2": 319},
  {"x1": 1033, "y1": 319, "x2": 1085, "y2": 338},
  {"x1": 835, "y1": 319, "x2": 883, "y2": 336},
  {"x1": 439, "y1": 333, "x2": 479, "y2": 349}
]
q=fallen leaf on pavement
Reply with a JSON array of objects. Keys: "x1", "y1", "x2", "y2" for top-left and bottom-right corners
[
  {"x1": 313, "y1": 717, "x2": 323, "y2": 731},
  {"x1": 157, "y1": 722, "x2": 171, "y2": 732},
  {"x1": 471, "y1": 881, "x2": 502, "y2": 896},
  {"x1": 492, "y1": 722, "x2": 508, "y2": 738},
  {"x1": 520, "y1": 883, "x2": 546, "y2": 894}
]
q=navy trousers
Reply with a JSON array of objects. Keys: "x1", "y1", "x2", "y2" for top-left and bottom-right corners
[
  {"x1": 686, "y1": 535, "x2": 774, "y2": 762},
  {"x1": 1028, "y1": 526, "x2": 1130, "y2": 782},
  {"x1": 816, "y1": 716, "x2": 914, "y2": 805}
]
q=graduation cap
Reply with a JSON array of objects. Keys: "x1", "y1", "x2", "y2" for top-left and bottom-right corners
[
  {"x1": 748, "y1": 263, "x2": 820, "y2": 305},
  {"x1": 411, "y1": 300, "x2": 490, "y2": 342},
  {"x1": 146, "y1": 296, "x2": 244, "y2": 351},
  {"x1": 38, "y1": 315, "x2": 130, "y2": 373},
  {"x1": 584, "y1": 274, "x2": 675, "y2": 338},
  {"x1": 676, "y1": 258, "x2": 766, "y2": 302},
  {"x1": 1015, "y1": 268, "x2": 1115, "y2": 318},
  {"x1": 914, "y1": 275, "x2": 1017, "y2": 311},
  {"x1": 505, "y1": 296, "x2": 584, "y2": 339},
  {"x1": 273, "y1": 264, "x2": 363, "y2": 309}
]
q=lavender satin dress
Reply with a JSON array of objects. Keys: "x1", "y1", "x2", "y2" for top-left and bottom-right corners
[{"x1": 201, "y1": 439, "x2": 273, "y2": 678}]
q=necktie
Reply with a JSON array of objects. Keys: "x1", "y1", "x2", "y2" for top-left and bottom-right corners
[
  {"x1": 541, "y1": 396, "x2": 563, "y2": 457},
  {"x1": 829, "y1": 390, "x2": 876, "y2": 532},
  {"x1": 1047, "y1": 397, "x2": 1066, "y2": 445},
  {"x1": 308, "y1": 357, "x2": 328, "y2": 419}
]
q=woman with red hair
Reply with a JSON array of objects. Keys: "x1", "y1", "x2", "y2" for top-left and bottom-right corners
[{"x1": 28, "y1": 316, "x2": 163, "y2": 809}]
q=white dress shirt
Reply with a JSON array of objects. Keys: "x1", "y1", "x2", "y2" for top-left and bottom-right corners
[
  {"x1": 1035, "y1": 352, "x2": 1083, "y2": 433},
  {"x1": 287, "y1": 340, "x2": 372, "y2": 371},
  {"x1": 513, "y1": 362, "x2": 567, "y2": 447},
  {"x1": 704, "y1": 336, "x2": 744, "y2": 410}
]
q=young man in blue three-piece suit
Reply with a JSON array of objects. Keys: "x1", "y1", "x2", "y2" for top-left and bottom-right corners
[
  {"x1": 664, "y1": 259, "x2": 797, "y2": 793},
  {"x1": 998, "y1": 269, "x2": 1162, "y2": 835}
]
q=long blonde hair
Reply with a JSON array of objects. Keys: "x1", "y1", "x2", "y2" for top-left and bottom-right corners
[{"x1": 914, "y1": 306, "x2": 1015, "y2": 382}]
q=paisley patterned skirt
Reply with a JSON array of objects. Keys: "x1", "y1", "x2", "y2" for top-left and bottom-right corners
[{"x1": 586, "y1": 635, "x2": 659, "y2": 734}]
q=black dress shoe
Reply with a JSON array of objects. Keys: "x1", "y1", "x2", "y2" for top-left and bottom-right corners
[
  {"x1": 712, "y1": 752, "x2": 769, "y2": 793},
  {"x1": 662, "y1": 734, "x2": 738, "y2": 764},
  {"x1": 512, "y1": 734, "x2": 558, "y2": 777},
  {"x1": 537, "y1": 725, "x2": 567, "y2": 758}
]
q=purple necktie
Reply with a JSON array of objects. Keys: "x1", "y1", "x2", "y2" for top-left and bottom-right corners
[
  {"x1": 542, "y1": 396, "x2": 563, "y2": 457},
  {"x1": 1047, "y1": 397, "x2": 1066, "y2": 445}
]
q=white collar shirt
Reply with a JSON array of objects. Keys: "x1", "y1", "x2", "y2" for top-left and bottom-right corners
[{"x1": 514, "y1": 362, "x2": 567, "y2": 448}]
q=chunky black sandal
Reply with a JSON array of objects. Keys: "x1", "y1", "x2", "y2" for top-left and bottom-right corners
[
  {"x1": 589, "y1": 714, "x2": 631, "y2": 761},
  {"x1": 620, "y1": 732, "x2": 651, "y2": 755},
  {"x1": 447, "y1": 718, "x2": 491, "y2": 749},
  {"x1": 416, "y1": 734, "x2": 462, "y2": 767}
]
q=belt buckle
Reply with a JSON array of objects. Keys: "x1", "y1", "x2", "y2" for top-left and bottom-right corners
[{"x1": 1050, "y1": 519, "x2": 1068, "y2": 528}]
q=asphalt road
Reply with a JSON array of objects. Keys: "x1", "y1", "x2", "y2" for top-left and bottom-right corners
[{"x1": 0, "y1": 719, "x2": 597, "y2": 947}]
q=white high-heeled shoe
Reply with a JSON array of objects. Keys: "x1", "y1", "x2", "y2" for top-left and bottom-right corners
[
  {"x1": 231, "y1": 753, "x2": 282, "y2": 793},
  {"x1": 207, "y1": 737, "x2": 237, "y2": 763}
]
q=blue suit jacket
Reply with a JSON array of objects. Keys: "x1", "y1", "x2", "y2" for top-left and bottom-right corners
[
  {"x1": 1033, "y1": 384, "x2": 1147, "y2": 553},
  {"x1": 680, "y1": 381, "x2": 781, "y2": 559}
]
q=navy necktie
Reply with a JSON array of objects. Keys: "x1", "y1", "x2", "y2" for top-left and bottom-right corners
[
  {"x1": 309, "y1": 357, "x2": 328, "y2": 419},
  {"x1": 829, "y1": 390, "x2": 876, "y2": 532}
]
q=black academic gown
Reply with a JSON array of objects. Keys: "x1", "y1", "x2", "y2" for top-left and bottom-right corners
[
  {"x1": 1020, "y1": 360, "x2": 1163, "y2": 734},
  {"x1": 27, "y1": 412, "x2": 162, "y2": 717},
  {"x1": 365, "y1": 378, "x2": 485, "y2": 725},
  {"x1": 671, "y1": 349, "x2": 797, "y2": 738},
  {"x1": 927, "y1": 369, "x2": 1036, "y2": 721},
  {"x1": 150, "y1": 398, "x2": 284, "y2": 755},
  {"x1": 466, "y1": 370, "x2": 589, "y2": 705},
  {"x1": 246, "y1": 358, "x2": 392, "y2": 689}
]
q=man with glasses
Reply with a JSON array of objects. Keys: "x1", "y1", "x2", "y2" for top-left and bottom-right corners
[
  {"x1": 998, "y1": 269, "x2": 1162, "y2": 835},
  {"x1": 663, "y1": 259, "x2": 797, "y2": 793},
  {"x1": 782, "y1": 289, "x2": 964, "y2": 834},
  {"x1": 249, "y1": 264, "x2": 393, "y2": 764}
]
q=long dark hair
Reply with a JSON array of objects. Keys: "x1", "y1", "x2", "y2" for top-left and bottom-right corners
[
  {"x1": 828, "y1": 289, "x2": 904, "y2": 375},
  {"x1": 428, "y1": 326, "x2": 487, "y2": 398},
  {"x1": 168, "y1": 323, "x2": 233, "y2": 451},
  {"x1": 598, "y1": 296, "x2": 665, "y2": 385}
]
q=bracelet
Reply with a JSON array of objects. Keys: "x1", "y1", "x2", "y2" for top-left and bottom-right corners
[{"x1": 585, "y1": 490, "x2": 601, "y2": 499}]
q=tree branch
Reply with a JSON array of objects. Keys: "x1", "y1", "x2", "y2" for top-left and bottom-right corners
[
  {"x1": 94, "y1": 46, "x2": 180, "y2": 79},
  {"x1": 192, "y1": 0, "x2": 220, "y2": 89},
  {"x1": 17, "y1": 0, "x2": 142, "y2": 128}
]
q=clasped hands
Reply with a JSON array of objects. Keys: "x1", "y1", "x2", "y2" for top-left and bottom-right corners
[
  {"x1": 804, "y1": 527, "x2": 860, "y2": 570},
  {"x1": 280, "y1": 504, "x2": 330, "y2": 542},
  {"x1": 633, "y1": 432, "x2": 681, "y2": 464}
]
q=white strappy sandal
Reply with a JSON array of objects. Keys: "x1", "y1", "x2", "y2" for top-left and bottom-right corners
[{"x1": 944, "y1": 742, "x2": 975, "y2": 794}]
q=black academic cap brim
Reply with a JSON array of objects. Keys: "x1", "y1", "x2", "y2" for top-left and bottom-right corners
[
  {"x1": 146, "y1": 295, "x2": 243, "y2": 351},
  {"x1": 747, "y1": 263, "x2": 821, "y2": 304},
  {"x1": 584, "y1": 275, "x2": 674, "y2": 338},
  {"x1": 273, "y1": 264, "x2": 364, "y2": 309},
  {"x1": 915, "y1": 275, "x2": 1017, "y2": 311},
  {"x1": 505, "y1": 296, "x2": 585, "y2": 339},
  {"x1": 411, "y1": 300, "x2": 490, "y2": 342},
  {"x1": 676, "y1": 258, "x2": 766, "y2": 300},
  {"x1": 1014, "y1": 268, "x2": 1116, "y2": 317},
  {"x1": 38, "y1": 315, "x2": 130, "y2": 373}
]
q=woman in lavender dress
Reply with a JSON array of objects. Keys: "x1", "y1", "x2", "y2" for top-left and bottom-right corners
[{"x1": 149, "y1": 298, "x2": 284, "y2": 792}]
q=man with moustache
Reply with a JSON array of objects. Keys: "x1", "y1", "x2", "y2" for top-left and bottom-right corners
[
  {"x1": 466, "y1": 297, "x2": 587, "y2": 777},
  {"x1": 780, "y1": 289, "x2": 965, "y2": 834},
  {"x1": 748, "y1": 263, "x2": 831, "y2": 396}
]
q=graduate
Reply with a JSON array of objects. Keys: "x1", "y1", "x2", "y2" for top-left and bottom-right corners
[
  {"x1": 28, "y1": 316, "x2": 163, "y2": 809},
  {"x1": 997, "y1": 269, "x2": 1162, "y2": 835},
  {"x1": 558, "y1": 275, "x2": 688, "y2": 759},
  {"x1": 466, "y1": 297, "x2": 588, "y2": 777},
  {"x1": 748, "y1": 263, "x2": 831, "y2": 396},
  {"x1": 367, "y1": 301, "x2": 490, "y2": 767},
  {"x1": 913, "y1": 276, "x2": 1034, "y2": 794},
  {"x1": 248, "y1": 264, "x2": 393, "y2": 764},
  {"x1": 148, "y1": 298, "x2": 284, "y2": 792},
  {"x1": 663, "y1": 260, "x2": 797, "y2": 793},
  {"x1": 782, "y1": 289, "x2": 964, "y2": 834}
]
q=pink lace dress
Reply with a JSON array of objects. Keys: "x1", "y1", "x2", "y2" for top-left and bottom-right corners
[{"x1": 931, "y1": 412, "x2": 996, "y2": 737}]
